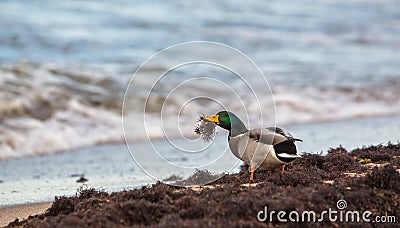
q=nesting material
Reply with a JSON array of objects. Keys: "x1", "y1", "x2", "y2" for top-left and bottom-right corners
[{"x1": 194, "y1": 116, "x2": 217, "y2": 142}]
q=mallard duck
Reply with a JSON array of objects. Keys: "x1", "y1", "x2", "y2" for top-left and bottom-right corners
[{"x1": 203, "y1": 111, "x2": 302, "y2": 181}]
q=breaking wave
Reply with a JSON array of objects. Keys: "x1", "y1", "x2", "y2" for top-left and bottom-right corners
[{"x1": 1, "y1": 62, "x2": 400, "y2": 160}]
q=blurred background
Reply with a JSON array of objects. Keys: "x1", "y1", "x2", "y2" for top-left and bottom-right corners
[
  {"x1": 0, "y1": 0, "x2": 400, "y2": 205},
  {"x1": 1, "y1": 0, "x2": 399, "y2": 159}
]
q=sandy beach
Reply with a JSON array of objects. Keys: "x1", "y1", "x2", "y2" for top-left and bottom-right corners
[{"x1": 0, "y1": 202, "x2": 52, "y2": 227}]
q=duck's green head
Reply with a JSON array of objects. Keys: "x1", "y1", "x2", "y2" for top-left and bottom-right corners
[{"x1": 203, "y1": 111, "x2": 248, "y2": 136}]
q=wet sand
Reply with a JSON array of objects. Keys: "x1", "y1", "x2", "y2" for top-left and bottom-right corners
[{"x1": 0, "y1": 202, "x2": 52, "y2": 227}]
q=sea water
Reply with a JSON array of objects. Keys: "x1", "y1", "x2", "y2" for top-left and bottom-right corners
[{"x1": 0, "y1": 0, "x2": 400, "y2": 159}]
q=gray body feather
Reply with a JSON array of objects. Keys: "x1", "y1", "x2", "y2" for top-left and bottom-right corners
[{"x1": 228, "y1": 127, "x2": 300, "y2": 170}]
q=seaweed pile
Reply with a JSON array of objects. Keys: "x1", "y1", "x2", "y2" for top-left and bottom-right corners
[{"x1": 7, "y1": 143, "x2": 400, "y2": 227}]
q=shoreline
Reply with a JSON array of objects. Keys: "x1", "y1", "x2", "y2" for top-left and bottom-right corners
[
  {"x1": 4, "y1": 143, "x2": 400, "y2": 227},
  {"x1": 1, "y1": 115, "x2": 400, "y2": 206},
  {"x1": 2, "y1": 114, "x2": 400, "y2": 162},
  {"x1": 1, "y1": 115, "x2": 399, "y2": 226}
]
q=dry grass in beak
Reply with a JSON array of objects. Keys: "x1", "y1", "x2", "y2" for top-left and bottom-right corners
[{"x1": 194, "y1": 116, "x2": 217, "y2": 142}]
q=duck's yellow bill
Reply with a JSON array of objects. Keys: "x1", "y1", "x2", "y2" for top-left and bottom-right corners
[{"x1": 203, "y1": 115, "x2": 219, "y2": 124}]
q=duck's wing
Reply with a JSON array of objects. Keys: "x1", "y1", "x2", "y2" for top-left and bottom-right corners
[
  {"x1": 265, "y1": 127, "x2": 303, "y2": 142},
  {"x1": 249, "y1": 127, "x2": 303, "y2": 145},
  {"x1": 248, "y1": 128, "x2": 288, "y2": 145},
  {"x1": 249, "y1": 128, "x2": 301, "y2": 160}
]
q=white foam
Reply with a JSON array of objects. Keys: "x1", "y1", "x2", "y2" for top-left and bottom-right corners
[
  {"x1": 0, "y1": 100, "x2": 122, "y2": 159},
  {"x1": 271, "y1": 85, "x2": 400, "y2": 124},
  {"x1": 1, "y1": 62, "x2": 400, "y2": 160},
  {"x1": 0, "y1": 62, "x2": 123, "y2": 160}
]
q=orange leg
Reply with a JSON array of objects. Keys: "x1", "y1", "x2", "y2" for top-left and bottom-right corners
[
  {"x1": 250, "y1": 166, "x2": 255, "y2": 181},
  {"x1": 280, "y1": 165, "x2": 285, "y2": 171}
]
